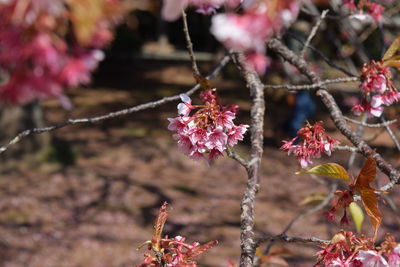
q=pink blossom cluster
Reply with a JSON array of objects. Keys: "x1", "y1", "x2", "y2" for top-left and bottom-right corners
[
  {"x1": 280, "y1": 121, "x2": 338, "y2": 168},
  {"x1": 168, "y1": 89, "x2": 248, "y2": 162},
  {"x1": 352, "y1": 61, "x2": 400, "y2": 117},
  {"x1": 0, "y1": 0, "x2": 120, "y2": 105},
  {"x1": 137, "y1": 235, "x2": 203, "y2": 267},
  {"x1": 161, "y1": 0, "x2": 300, "y2": 74},
  {"x1": 162, "y1": 0, "x2": 242, "y2": 21},
  {"x1": 137, "y1": 202, "x2": 216, "y2": 267},
  {"x1": 316, "y1": 231, "x2": 400, "y2": 267},
  {"x1": 344, "y1": 0, "x2": 387, "y2": 22},
  {"x1": 211, "y1": 0, "x2": 299, "y2": 74}
]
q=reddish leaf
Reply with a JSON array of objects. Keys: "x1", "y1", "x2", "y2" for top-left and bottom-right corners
[
  {"x1": 354, "y1": 157, "x2": 376, "y2": 187},
  {"x1": 351, "y1": 157, "x2": 387, "y2": 240},
  {"x1": 151, "y1": 202, "x2": 168, "y2": 250},
  {"x1": 359, "y1": 190, "x2": 382, "y2": 240},
  {"x1": 184, "y1": 240, "x2": 218, "y2": 260}
]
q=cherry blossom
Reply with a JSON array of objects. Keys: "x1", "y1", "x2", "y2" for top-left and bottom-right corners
[
  {"x1": 161, "y1": 0, "x2": 300, "y2": 74},
  {"x1": 161, "y1": 0, "x2": 241, "y2": 21},
  {"x1": 316, "y1": 231, "x2": 400, "y2": 267},
  {"x1": 137, "y1": 202, "x2": 216, "y2": 267},
  {"x1": 0, "y1": 0, "x2": 121, "y2": 105},
  {"x1": 352, "y1": 60, "x2": 400, "y2": 117},
  {"x1": 168, "y1": 89, "x2": 248, "y2": 162},
  {"x1": 387, "y1": 245, "x2": 400, "y2": 266},
  {"x1": 354, "y1": 250, "x2": 389, "y2": 267},
  {"x1": 280, "y1": 121, "x2": 338, "y2": 168},
  {"x1": 211, "y1": 0, "x2": 299, "y2": 74},
  {"x1": 344, "y1": 0, "x2": 385, "y2": 22}
]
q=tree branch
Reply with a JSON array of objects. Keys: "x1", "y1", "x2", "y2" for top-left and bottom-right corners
[
  {"x1": 301, "y1": 9, "x2": 329, "y2": 58},
  {"x1": 264, "y1": 77, "x2": 359, "y2": 91},
  {"x1": 344, "y1": 117, "x2": 397, "y2": 128},
  {"x1": 256, "y1": 234, "x2": 329, "y2": 247},
  {"x1": 226, "y1": 148, "x2": 249, "y2": 169},
  {"x1": 181, "y1": 9, "x2": 201, "y2": 76},
  {"x1": 267, "y1": 38, "x2": 400, "y2": 191},
  {"x1": 232, "y1": 53, "x2": 265, "y2": 267},
  {"x1": 0, "y1": 55, "x2": 231, "y2": 155}
]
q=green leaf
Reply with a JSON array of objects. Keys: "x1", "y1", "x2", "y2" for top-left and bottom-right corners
[
  {"x1": 349, "y1": 202, "x2": 364, "y2": 233},
  {"x1": 296, "y1": 163, "x2": 350, "y2": 181},
  {"x1": 299, "y1": 193, "x2": 327, "y2": 206},
  {"x1": 383, "y1": 36, "x2": 400, "y2": 61}
]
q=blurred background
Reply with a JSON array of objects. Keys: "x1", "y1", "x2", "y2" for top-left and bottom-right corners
[{"x1": 1, "y1": 0, "x2": 400, "y2": 266}]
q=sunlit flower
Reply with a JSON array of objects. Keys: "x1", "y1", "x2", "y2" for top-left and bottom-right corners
[
  {"x1": 280, "y1": 121, "x2": 338, "y2": 168},
  {"x1": 354, "y1": 250, "x2": 389, "y2": 266},
  {"x1": 168, "y1": 89, "x2": 248, "y2": 162},
  {"x1": 353, "y1": 60, "x2": 400, "y2": 117}
]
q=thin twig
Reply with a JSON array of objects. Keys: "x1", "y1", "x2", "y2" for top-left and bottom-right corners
[
  {"x1": 226, "y1": 148, "x2": 249, "y2": 169},
  {"x1": 181, "y1": 9, "x2": 201, "y2": 76},
  {"x1": 347, "y1": 114, "x2": 367, "y2": 169},
  {"x1": 232, "y1": 53, "x2": 265, "y2": 267},
  {"x1": 262, "y1": 183, "x2": 337, "y2": 255},
  {"x1": 284, "y1": 183, "x2": 337, "y2": 234},
  {"x1": 256, "y1": 234, "x2": 329, "y2": 247},
  {"x1": 287, "y1": 32, "x2": 358, "y2": 77},
  {"x1": 335, "y1": 145, "x2": 360, "y2": 153},
  {"x1": 382, "y1": 194, "x2": 400, "y2": 216},
  {"x1": 0, "y1": 55, "x2": 231, "y2": 155},
  {"x1": 264, "y1": 77, "x2": 359, "y2": 91},
  {"x1": 382, "y1": 117, "x2": 400, "y2": 152},
  {"x1": 344, "y1": 117, "x2": 398, "y2": 128},
  {"x1": 301, "y1": 10, "x2": 329, "y2": 58}
]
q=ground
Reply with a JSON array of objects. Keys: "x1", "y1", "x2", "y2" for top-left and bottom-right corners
[{"x1": 0, "y1": 59, "x2": 399, "y2": 267}]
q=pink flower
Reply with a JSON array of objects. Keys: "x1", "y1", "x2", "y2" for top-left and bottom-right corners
[
  {"x1": 177, "y1": 94, "x2": 193, "y2": 116},
  {"x1": 167, "y1": 117, "x2": 188, "y2": 132},
  {"x1": 327, "y1": 258, "x2": 351, "y2": 267},
  {"x1": 206, "y1": 127, "x2": 228, "y2": 152},
  {"x1": 227, "y1": 124, "x2": 248, "y2": 146},
  {"x1": 0, "y1": 0, "x2": 120, "y2": 105},
  {"x1": 352, "y1": 100, "x2": 383, "y2": 117},
  {"x1": 168, "y1": 89, "x2": 248, "y2": 162},
  {"x1": 161, "y1": 0, "x2": 240, "y2": 21},
  {"x1": 344, "y1": 0, "x2": 385, "y2": 22},
  {"x1": 352, "y1": 104, "x2": 365, "y2": 116},
  {"x1": 382, "y1": 91, "x2": 400, "y2": 106},
  {"x1": 211, "y1": 12, "x2": 272, "y2": 53},
  {"x1": 208, "y1": 148, "x2": 223, "y2": 161},
  {"x1": 191, "y1": 0, "x2": 224, "y2": 14},
  {"x1": 354, "y1": 250, "x2": 389, "y2": 266},
  {"x1": 368, "y1": 3, "x2": 384, "y2": 22},
  {"x1": 360, "y1": 66, "x2": 388, "y2": 93},
  {"x1": 161, "y1": 0, "x2": 188, "y2": 21},
  {"x1": 216, "y1": 111, "x2": 235, "y2": 129},
  {"x1": 344, "y1": 0, "x2": 357, "y2": 11},
  {"x1": 387, "y1": 245, "x2": 400, "y2": 266},
  {"x1": 281, "y1": 121, "x2": 338, "y2": 168},
  {"x1": 244, "y1": 52, "x2": 270, "y2": 74}
]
